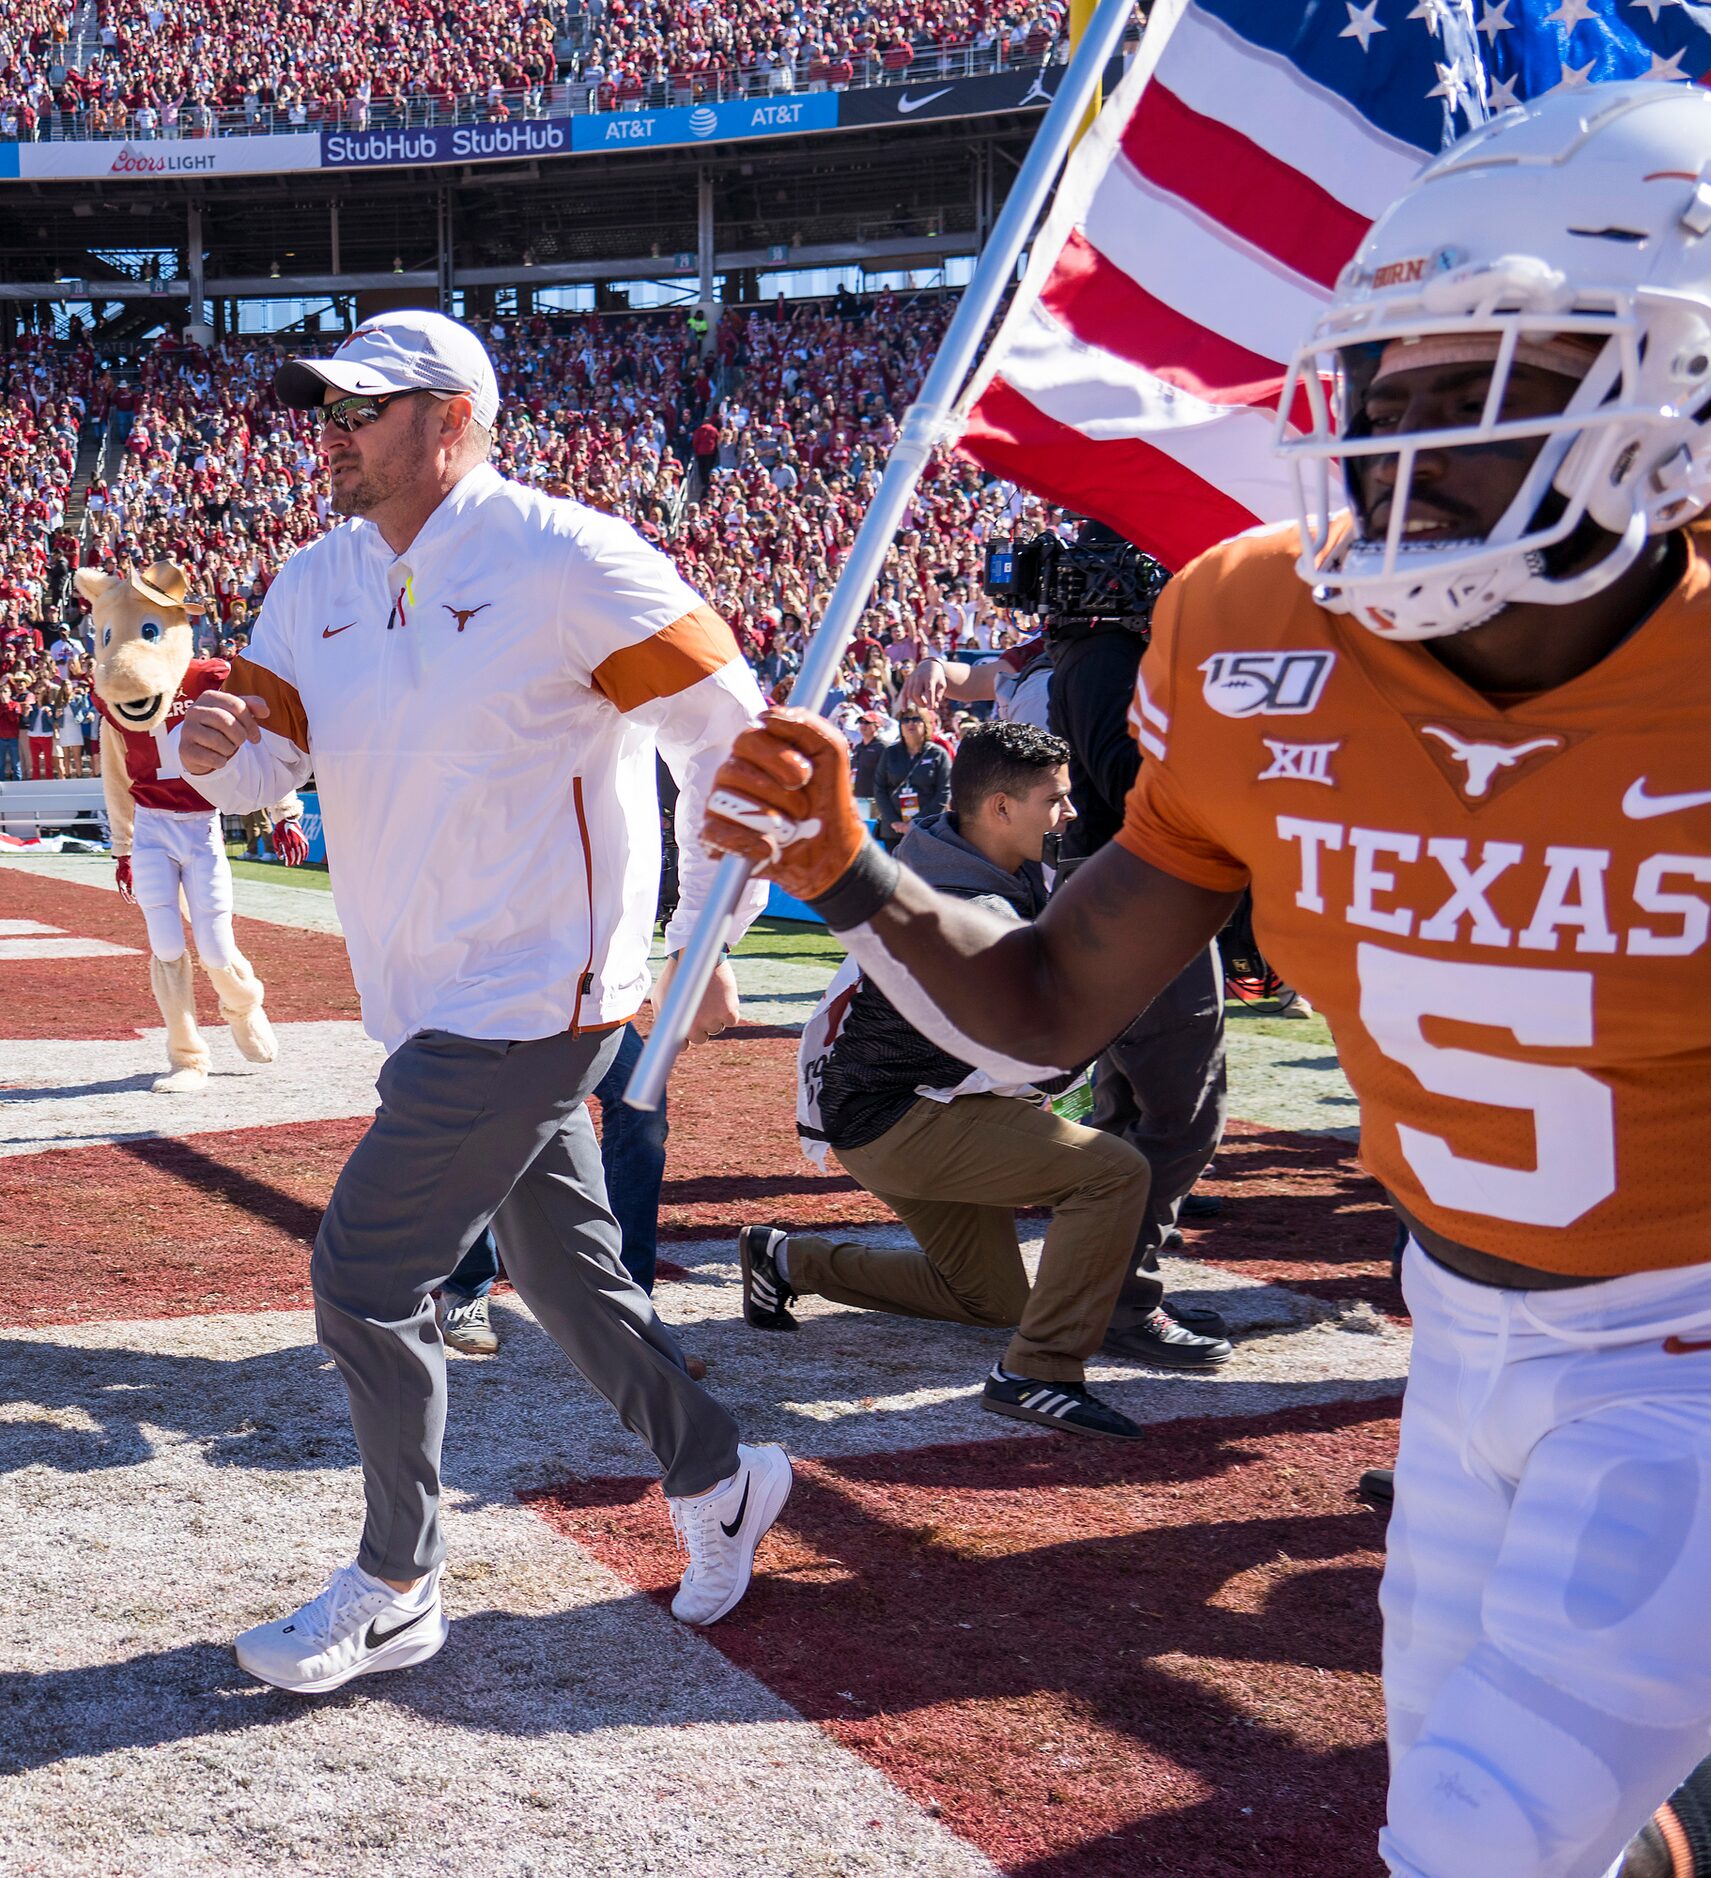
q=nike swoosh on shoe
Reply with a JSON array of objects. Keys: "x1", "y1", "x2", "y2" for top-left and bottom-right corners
[
  {"x1": 365, "y1": 1603, "x2": 434, "y2": 1650},
  {"x1": 720, "y1": 1478, "x2": 751, "y2": 1539}
]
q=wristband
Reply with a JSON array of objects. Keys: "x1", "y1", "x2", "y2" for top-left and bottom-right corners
[{"x1": 808, "y1": 838, "x2": 902, "y2": 931}]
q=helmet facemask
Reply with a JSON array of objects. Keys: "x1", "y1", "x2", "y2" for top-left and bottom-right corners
[{"x1": 1276, "y1": 265, "x2": 1680, "y2": 641}]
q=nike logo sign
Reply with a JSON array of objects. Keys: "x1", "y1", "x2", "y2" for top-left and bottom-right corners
[
  {"x1": 897, "y1": 87, "x2": 953, "y2": 113},
  {"x1": 1622, "y1": 779, "x2": 1711, "y2": 819},
  {"x1": 321, "y1": 622, "x2": 356, "y2": 638},
  {"x1": 365, "y1": 1604, "x2": 433, "y2": 1650},
  {"x1": 1664, "y1": 1335, "x2": 1711, "y2": 1355},
  {"x1": 720, "y1": 1477, "x2": 751, "y2": 1538}
]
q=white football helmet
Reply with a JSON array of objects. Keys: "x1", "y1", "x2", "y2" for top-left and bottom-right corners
[{"x1": 1276, "y1": 80, "x2": 1711, "y2": 641}]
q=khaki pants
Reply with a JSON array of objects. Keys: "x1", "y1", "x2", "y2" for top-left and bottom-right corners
[{"x1": 788, "y1": 1093, "x2": 1150, "y2": 1382}]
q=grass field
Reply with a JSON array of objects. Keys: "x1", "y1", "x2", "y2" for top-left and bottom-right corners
[{"x1": 223, "y1": 847, "x2": 335, "y2": 891}]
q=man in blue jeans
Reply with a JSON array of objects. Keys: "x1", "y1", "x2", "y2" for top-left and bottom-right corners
[
  {"x1": 0, "y1": 687, "x2": 22, "y2": 781},
  {"x1": 438, "y1": 1021, "x2": 667, "y2": 1354}
]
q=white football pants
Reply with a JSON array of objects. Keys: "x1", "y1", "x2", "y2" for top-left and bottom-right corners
[
  {"x1": 131, "y1": 805, "x2": 239, "y2": 972},
  {"x1": 1382, "y1": 1243, "x2": 1711, "y2": 1878}
]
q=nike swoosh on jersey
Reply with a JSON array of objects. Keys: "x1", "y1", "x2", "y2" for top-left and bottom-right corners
[
  {"x1": 1663, "y1": 1335, "x2": 1711, "y2": 1355},
  {"x1": 720, "y1": 1477, "x2": 751, "y2": 1538},
  {"x1": 897, "y1": 87, "x2": 953, "y2": 113},
  {"x1": 321, "y1": 622, "x2": 356, "y2": 638},
  {"x1": 1622, "y1": 779, "x2": 1711, "y2": 819}
]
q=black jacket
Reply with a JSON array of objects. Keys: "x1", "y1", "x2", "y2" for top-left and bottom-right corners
[
  {"x1": 1047, "y1": 625, "x2": 1146, "y2": 861},
  {"x1": 851, "y1": 734, "x2": 887, "y2": 798},
  {"x1": 816, "y1": 813, "x2": 1051, "y2": 1151},
  {"x1": 874, "y1": 737, "x2": 951, "y2": 846}
]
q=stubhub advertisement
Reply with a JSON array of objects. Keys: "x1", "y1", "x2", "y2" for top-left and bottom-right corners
[{"x1": 321, "y1": 92, "x2": 837, "y2": 169}]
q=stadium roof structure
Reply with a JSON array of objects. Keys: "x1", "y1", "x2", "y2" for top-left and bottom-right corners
[{"x1": 0, "y1": 71, "x2": 1122, "y2": 341}]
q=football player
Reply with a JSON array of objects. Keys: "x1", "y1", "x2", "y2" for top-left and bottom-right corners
[{"x1": 705, "y1": 82, "x2": 1711, "y2": 1878}]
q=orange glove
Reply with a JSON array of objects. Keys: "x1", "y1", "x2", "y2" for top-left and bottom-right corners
[{"x1": 703, "y1": 707, "x2": 870, "y2": 902}]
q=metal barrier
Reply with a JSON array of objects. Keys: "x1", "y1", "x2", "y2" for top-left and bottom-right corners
[
  {"x1": 0, "y1": 779, "x2": 109, "y2": 841},
  {"x1": 7, "y1": 34, "x2": 1083, "y2": 145}
]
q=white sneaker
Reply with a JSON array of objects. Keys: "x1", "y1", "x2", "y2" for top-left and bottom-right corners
[
  {"x1": 439, "y1": 1291, "x2": 498, "y2": 1355},
  {"x1": 234, "y1": 1561, "x2": 448, "y2": 1694},
  {"x1": 668, "y1": 1442, "x2": 793, "y2": 1626}
]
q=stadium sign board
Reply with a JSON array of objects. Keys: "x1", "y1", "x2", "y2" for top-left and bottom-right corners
[
  {"x1": 835, "y1": 64, "x2": 1076, "y2": 128},
  {"x1": 15, "y1": 132, "x2": 322, "y2": 180},
  {"x1": 568, "y1": 91, "x2": 839, "y2": 153},
  {"x1": 322, "y1": 94, "x2": 839, "y2": 168},
  {"x1": 323, "y1": 118, "x2": 577, "y2": 168},
  {"x1": 3, "y1": 68, "x2": 1079, "y2": 185}
]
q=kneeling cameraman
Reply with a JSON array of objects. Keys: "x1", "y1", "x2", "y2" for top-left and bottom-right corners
[{"x1": 738, "y1": 722, "x2": 1153, "y2": 1439}]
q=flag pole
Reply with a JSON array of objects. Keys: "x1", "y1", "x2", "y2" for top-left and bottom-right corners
[
  {"x1": 625, "y1": 0, "x2": 1137, "y2": 1113},
  {"x1": 1069, "y1": 0, "x2": 1103, "y2": 147}
]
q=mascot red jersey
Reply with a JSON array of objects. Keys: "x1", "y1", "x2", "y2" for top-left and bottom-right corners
[{"x1": 81, "y1": 560, "x2": 306, "y2": 1094}]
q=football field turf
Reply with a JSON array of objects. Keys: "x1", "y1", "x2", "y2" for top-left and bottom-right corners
[{"x1": 1, "y1": 857, "x2": 1401, "y2": 1876}]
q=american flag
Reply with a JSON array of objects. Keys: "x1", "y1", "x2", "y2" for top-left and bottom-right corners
[{"x1": 955, "y1": 0, "x2": 1711, "y2": 571}]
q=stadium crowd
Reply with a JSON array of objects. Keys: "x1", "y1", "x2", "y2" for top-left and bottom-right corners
[
  {"x1": 0, "y1": 0, "x2": 1073, "y2": 141},
  {"x1": 3, "y1": 287, "x2": 1061, "y2": 787},
  {"x1": 0, "y1": 333, "x2": 99, "y2": 781}
]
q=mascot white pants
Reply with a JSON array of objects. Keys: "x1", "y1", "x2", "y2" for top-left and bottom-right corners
[{"x1": 128, "y1": 805, "x2": 276, "y2": 1094}]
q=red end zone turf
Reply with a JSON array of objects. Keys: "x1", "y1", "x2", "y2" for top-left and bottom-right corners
[
  {"x1": 2, "y1": 868, "x2": 1395, "y2": 1329},
  {"x1": 0, "y1": 867, "x2": 359, "y2": 1035},
  {"x1": 527, "y1": 1399, "x2": 1399, "y2": 1877}
]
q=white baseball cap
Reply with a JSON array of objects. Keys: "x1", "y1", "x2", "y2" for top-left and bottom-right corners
[{"x1": 274, "y1": 310, "x2": 500, "y2": 428}]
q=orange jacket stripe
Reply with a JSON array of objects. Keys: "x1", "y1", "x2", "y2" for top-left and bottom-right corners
[
  {"x1": 591, "y1": 606, "x2": 741, "y2": 714},
  {"x1": 228, "y1": 653, "x2": 311, "y2": 754}
]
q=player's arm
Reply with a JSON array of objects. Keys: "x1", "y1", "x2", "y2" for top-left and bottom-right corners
[
  {"x1": 706, "y1": 709, "x2": 1237, "y2": 1078},
  {"x1": 858, "y1": 837, "x2": 1234, "y2": 1071}
]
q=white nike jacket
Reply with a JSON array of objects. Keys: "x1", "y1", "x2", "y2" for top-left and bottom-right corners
[{"x1": 195, "y1": 462, "x2": 767, "y2": 1052}]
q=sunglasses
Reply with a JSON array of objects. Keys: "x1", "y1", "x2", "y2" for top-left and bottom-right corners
[{"x1": 315, "y1": 389, "x2": 420, "y2": 433}]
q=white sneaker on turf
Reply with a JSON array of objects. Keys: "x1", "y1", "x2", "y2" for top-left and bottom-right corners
[
  {"x1": 668, "y1": 1442, "x2": 793, "y2": 1626},
  {"x1": 234, "y1": 1561, "x2": 448, "y2": 1694}
]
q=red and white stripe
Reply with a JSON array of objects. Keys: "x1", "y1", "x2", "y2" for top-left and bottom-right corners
[{"x1": 957, "y1": 0, "x2": 1426, "y2": 571}]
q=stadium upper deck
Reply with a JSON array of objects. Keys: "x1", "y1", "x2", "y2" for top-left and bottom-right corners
[{"x1": 0, "y1": 0, "x2": 1074, "y2": 144}]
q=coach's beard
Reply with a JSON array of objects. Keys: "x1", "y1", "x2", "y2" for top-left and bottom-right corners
[{"x1": 329, "y1": 475, "x2": 379, "y2": 517}]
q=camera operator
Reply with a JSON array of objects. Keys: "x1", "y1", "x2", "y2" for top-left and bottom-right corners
[{"x1": 1044, "y1": 524, "x2": 1232, "y2": 1370}]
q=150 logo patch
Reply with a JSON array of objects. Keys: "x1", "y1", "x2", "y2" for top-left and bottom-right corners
[{"x1": 1200, "y1": 650, "x2": 1336, "y2": 719}]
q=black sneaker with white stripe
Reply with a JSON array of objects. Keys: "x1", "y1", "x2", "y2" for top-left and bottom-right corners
[
  {"x1": 981, "y1": 1366, "x2": 1144, "y2": 1439},
  {"x1": 738, "y1": 1224, "x2": 798, "y2": 1331}
]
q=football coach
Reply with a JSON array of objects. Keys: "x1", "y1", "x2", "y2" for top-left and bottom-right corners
[{"x1": 179, "y1": 310, "x2": 792, "y2": 1694}]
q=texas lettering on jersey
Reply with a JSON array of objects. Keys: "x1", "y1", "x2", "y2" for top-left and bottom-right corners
[
  {"x1": 94, "y1": 658, "x2": 230, "y2": 812},
  {"x1": 1119, "y1": 523, "x2": 1711, "y2": 1281}
]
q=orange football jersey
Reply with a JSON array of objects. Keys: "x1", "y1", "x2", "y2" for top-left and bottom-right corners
[{"x1": 1119, "y1": 521, "x2": 1711, "y2": 1279}]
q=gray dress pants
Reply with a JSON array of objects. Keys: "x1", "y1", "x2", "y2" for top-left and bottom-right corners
[
  {"x1": 310, "y1": 1025, "x2": 740, "y2": 1580},
  {"x1": 1093, "y1": 944, "x2": 1228, "y2": 1330}
]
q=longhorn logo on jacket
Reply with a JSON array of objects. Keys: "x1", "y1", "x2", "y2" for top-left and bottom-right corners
[{"x1": 444, "y1": 603, "x2": 492, "y2": 633}]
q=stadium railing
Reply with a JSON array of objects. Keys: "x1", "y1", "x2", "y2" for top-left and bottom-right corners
[{"x1": 5, "y1": 33, "x2": 1083, "y2": 144}]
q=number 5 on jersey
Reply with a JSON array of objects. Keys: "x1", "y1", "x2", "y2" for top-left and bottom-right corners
[{"x1": 1357, "y1": 943, "x2": 1616, "y2": 1230}]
